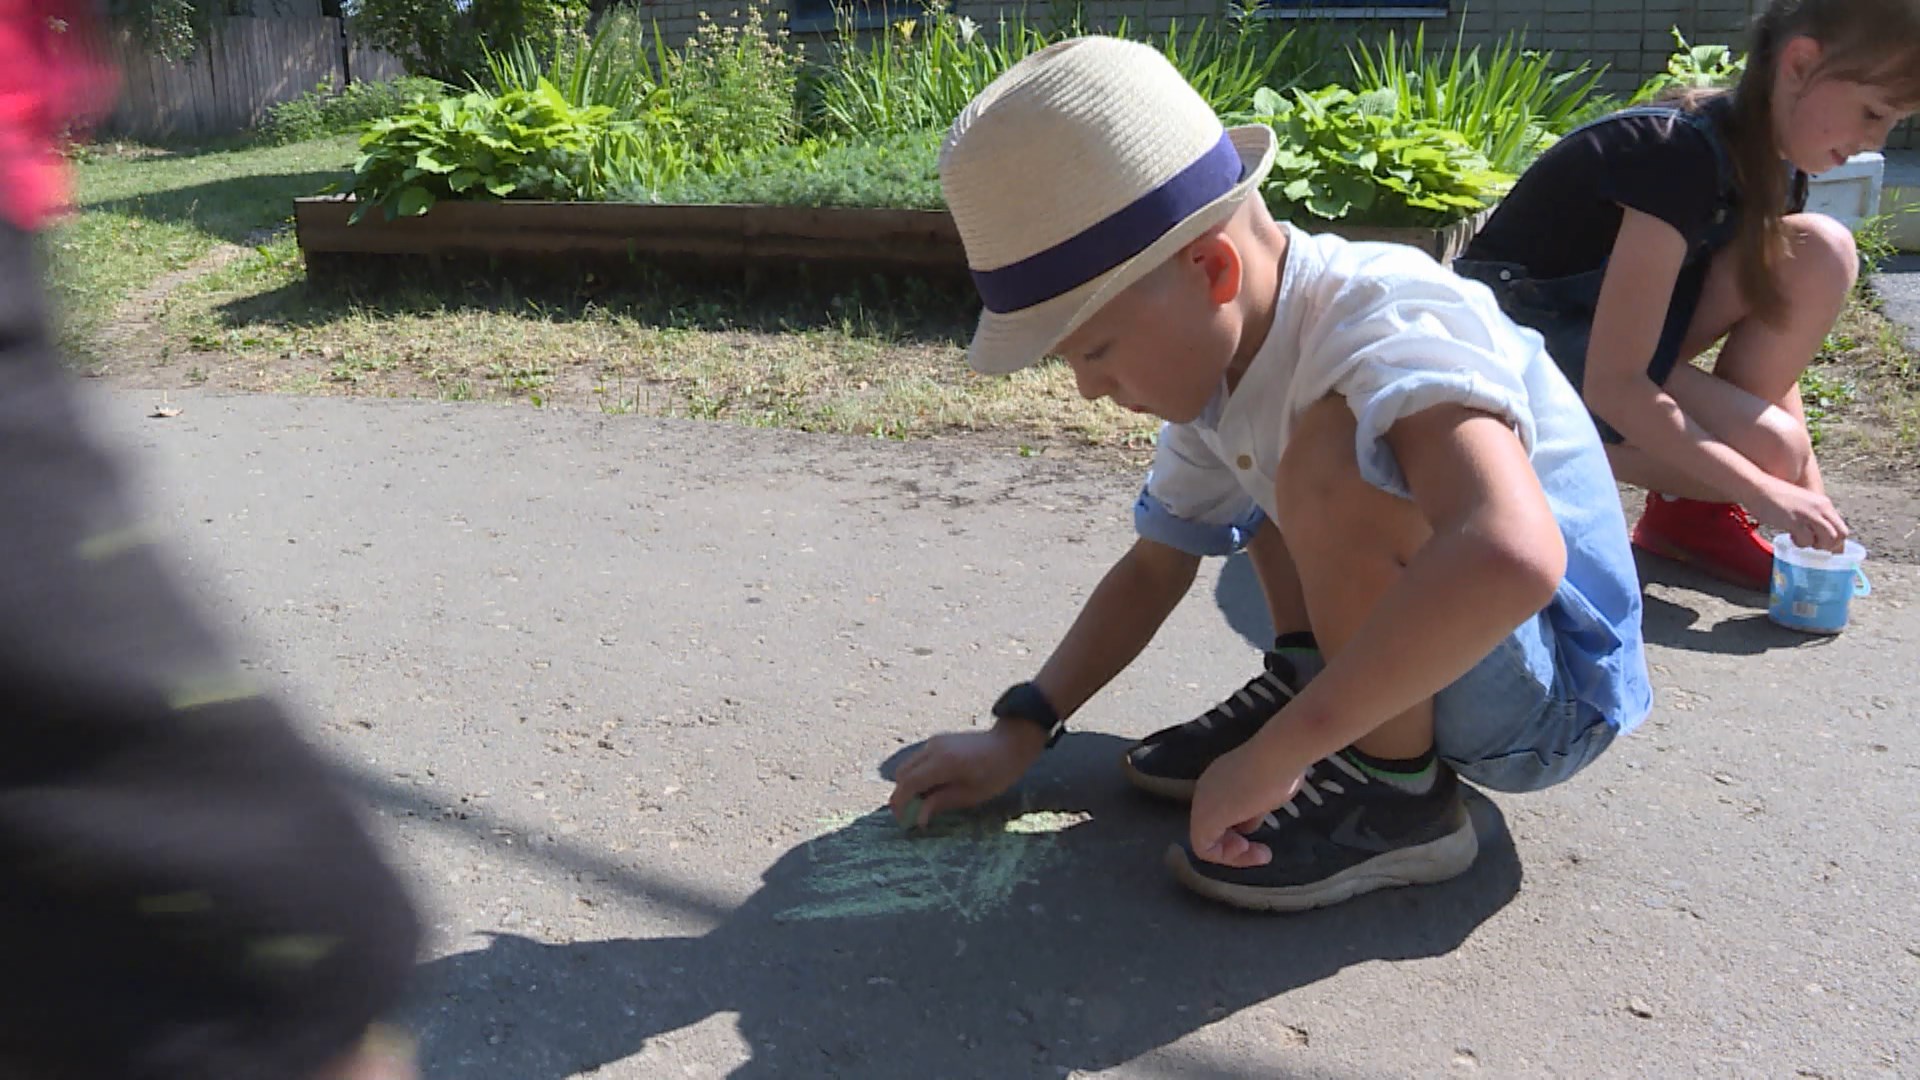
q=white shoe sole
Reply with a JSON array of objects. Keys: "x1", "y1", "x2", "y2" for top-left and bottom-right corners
[
  {"x1": 1119, "y1": 750, "x2": 1196, "y2": 802},
  {"x1": 1164, "y1": 816, "x2": 1479, "y2": 912}
]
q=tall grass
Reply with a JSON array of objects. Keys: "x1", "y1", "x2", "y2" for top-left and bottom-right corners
[
  {"x1": 802, "y1": 7, "x2": 1055, "y2": 138},
  {"x1": 483, "y1": 6, "x2": 673, "y2": 122},
  {"x1": 481, "y1": 8, "x2": 690, "y2": 189},
  {"x1": 1152, "y1": 10, "x2": 1327, "y2": 117},
  {"x1": 802, "y1": 2, "x2": 1328, "y2": 140},
  {"x1": 1347, "y1": 23, "x2": 1604, "y2": 174},
  {"x1": 479, "y1": 2, "x2": 798, "y2": 188}
]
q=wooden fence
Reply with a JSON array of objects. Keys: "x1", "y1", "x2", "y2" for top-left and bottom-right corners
[{"x1": 107, "y1": 17, "x2": 406, "y2": 143}]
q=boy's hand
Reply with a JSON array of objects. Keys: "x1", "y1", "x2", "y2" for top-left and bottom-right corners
[
  {"x1": 888, "y1": 726, "x2": 1043, "y2": 828},
  {"x1": 1189, "y1": 744, "x2": 1302, "y2": 868}
]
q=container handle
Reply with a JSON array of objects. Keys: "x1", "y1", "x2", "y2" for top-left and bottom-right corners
[{"x1": 1854, "y1": 567, "x2": 1872, "y2": 598}]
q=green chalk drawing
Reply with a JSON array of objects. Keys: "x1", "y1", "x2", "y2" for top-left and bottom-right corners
[
  {"x1": 775, "y1": 807, "x2": 1091, "y2": 924},
  {"x1": 78, "y1": 523, "x2": 156, "y2": 562},
  {"x1": 246, "y1": 933, "x2": 343, "y2": 971},
  {"x1": 166, "y1": 673, "x2": 261, "y2": 712},
  {"x1": 137, "y1": 891, "x2": 213, "y2": 916}
]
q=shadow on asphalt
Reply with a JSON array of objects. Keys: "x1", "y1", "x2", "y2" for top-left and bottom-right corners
[
  {"x1": 1632, "y1": 551, "x2": 1835, "y2": 656},
  {"x1": 374, "y1": 734, "x2": 1521, "y2": 1080},
  {"x1": 1213, "y1": 551, "x2": 1274, "y2": 653}
]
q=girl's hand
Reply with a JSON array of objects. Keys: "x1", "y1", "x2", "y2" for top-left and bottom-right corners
[{"x1": 1748, "y1": 476, "x2": 1849, "y2": 552}]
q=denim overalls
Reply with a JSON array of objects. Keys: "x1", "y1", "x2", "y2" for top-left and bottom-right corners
[{"x1": 1452, "y1": 103, "x2": 1747, "y2": 444}]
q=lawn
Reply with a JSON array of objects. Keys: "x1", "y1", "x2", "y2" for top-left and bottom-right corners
[
  {"x1": 44, "y1": 136, "x2": 1920, "y2": 473},
  {"x1": 47, "y1": 137, "x2": 357, "y2": 356},
  {"x1": 52, "y1": 136, "x2": 1157, "y2": 457}
]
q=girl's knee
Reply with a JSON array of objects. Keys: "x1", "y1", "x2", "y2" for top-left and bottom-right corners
[
  {"x1": 1782, "y1": 212, "x2": 1859, "y2": 298},
  {"x1": 1753, "y1": 405, "x2": 1814, "y2": 482}
]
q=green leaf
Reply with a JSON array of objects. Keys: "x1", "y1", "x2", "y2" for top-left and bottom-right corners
[
  {"x1": 448, "y1": 168, "x2": 481, "y2": 192},
  {"x1": 1329, "y1": 175, "x2": 1377, "y2": 212},
  {"x1": 395, "y1": 186, "x2": 435, "y2": 217},
  {"x1": 1304, "y1": 190, "x2": 1353, "y2": 220}
]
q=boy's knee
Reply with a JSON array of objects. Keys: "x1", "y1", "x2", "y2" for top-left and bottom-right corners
[{"x1": 1783, "y1": 212, "x2": 1859, "y2": 298}]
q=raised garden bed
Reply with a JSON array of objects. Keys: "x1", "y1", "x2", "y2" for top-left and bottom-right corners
[
  {"x1": 1307, "y1": 208, "x2": 1494, "y2": 266},
  {"x1": 294, "y1": 195, "x2": 963, "y2": 267},
  {"x1": 294, "y1": 196, "x2": 1494, "y2": 284}
]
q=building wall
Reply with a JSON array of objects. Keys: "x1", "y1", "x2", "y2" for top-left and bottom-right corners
[{"x1": 638, "y1": 0, "x2": 1758, "y2": 91}]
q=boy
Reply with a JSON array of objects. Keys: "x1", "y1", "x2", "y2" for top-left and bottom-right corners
[{"x1": 887, "y1": 36, "x2": 1653, "y2": 911}]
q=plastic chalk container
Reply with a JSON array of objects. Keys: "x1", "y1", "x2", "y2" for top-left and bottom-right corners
[{"x1": 1768, "y1": 534, "x2": 1869, "y2": 635}]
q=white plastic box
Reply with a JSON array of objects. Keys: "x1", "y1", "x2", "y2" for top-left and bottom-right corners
[
  {"x1": 1880, "y1": 149, "x2": 1920, "y2": 253},
  {"x1": 1803, "y1": 151, "x2": 1884, "y2": 229}
]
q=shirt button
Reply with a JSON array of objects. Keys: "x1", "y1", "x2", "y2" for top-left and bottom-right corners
[{"x1": 1236, "y1": 454, "x2": 1253, "y2": 470}]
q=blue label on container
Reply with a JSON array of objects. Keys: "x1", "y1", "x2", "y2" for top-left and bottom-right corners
[{"x1": 1769, "y1": 562, "x2": 1857, "y2": 633}]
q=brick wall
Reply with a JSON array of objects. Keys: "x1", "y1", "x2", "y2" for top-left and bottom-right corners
[{"x1": 634, "y1": 0, "x2": 1915, "y2": 149}]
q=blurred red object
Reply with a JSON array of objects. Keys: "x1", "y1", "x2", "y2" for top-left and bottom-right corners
[{"x1": 0, "y1": 0, "x2": 118, "y2": 230}]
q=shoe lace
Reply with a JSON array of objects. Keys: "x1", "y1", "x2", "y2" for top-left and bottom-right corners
[
  {"x1": 1726, "y1": 504, "x2": 1762, "y2": 533},
  {"x1": 1256, "y1": 753, "x2": 1370, "y2": 828},
  {"x1": 1185, "y1": 665, "x2": 1295, "y2": 734}
]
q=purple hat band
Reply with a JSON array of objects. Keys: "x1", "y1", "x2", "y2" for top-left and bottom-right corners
[{"x1": 969, "y1": 131, "x2": 1247, "y2": 316}]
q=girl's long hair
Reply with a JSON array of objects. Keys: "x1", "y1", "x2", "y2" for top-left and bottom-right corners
[{"x1": 1686, "y1": 0, "x2": 1920, "y2": 314}]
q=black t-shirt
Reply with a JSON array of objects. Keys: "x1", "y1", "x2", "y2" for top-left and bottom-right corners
[{"x1": 1465, "y1": 95, "x2": 1780, "y2": 278}]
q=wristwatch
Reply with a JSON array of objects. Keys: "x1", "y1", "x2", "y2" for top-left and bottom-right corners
[{"x1": 992, "y1": 681, "x2": 1066, "y2": 749}]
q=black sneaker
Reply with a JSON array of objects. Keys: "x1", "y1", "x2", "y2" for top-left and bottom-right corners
[
  {"x1": 1163, "y1": 752, "x2": 1478, "y2": 912},
  {"x1": 1121, "y1": 644, "x2": 1319, "y2": 802}
]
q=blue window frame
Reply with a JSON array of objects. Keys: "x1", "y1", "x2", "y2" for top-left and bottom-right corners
[
  {"x1": 786, "y1": 1, "x2": 1450, "y2": 35},
  {"x1": 1253, "y1": 1, "x2": 1448, "y2": 14}
]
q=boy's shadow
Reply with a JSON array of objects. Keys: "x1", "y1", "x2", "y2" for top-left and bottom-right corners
[
  {"x1": 1214, "y1": 551, "x2": 1272, "y2": 650},
  {"x1": 407, "y1": 734, "x2": 1523, "y2": 1079}
]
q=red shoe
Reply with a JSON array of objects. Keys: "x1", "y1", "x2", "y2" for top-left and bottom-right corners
[{"x1": 1630, "y1": 493, "x2": 1775, "y2": 592}]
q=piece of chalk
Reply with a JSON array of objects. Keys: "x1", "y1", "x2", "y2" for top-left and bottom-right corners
[{"x1": 899, "y1": 796, "x2": 924, "y2": 831}]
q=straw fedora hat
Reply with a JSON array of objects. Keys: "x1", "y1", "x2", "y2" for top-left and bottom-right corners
[{"x1": 939, "y1": 35, "x2": 1278, "y2": 375}]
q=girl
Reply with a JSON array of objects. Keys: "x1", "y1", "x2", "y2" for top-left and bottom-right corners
[
  {"x1": 1, "y1": 3, "x2": 421, "y2": 1077},
  {"x1": 1456, "y1": 0, "x2": 1920, "y2": 591}
]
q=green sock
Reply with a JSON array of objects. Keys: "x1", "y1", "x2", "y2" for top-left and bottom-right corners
[
  {"x1": 1341, "y1": 746, "x2": 1438, "y2": 795},
  {"x1": 1271, "y1": 631, "x2": 1323, "y2": 680}
]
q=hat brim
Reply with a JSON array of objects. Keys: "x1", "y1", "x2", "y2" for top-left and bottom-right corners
[{"x1": 963, "y1": 123, "x2": 1278, "y2": 377}]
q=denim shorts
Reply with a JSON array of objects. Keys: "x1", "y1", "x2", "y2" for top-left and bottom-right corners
[
  {"x1": 1451, "y1": 258, "x2": 1706, "y2": 446},
  {"x1": 1432, "y1": 607, "x2": 1620, "y2": 794},
  {"x1": 1452, "y1": 103, "x2": 1744, "y2": 446}
]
